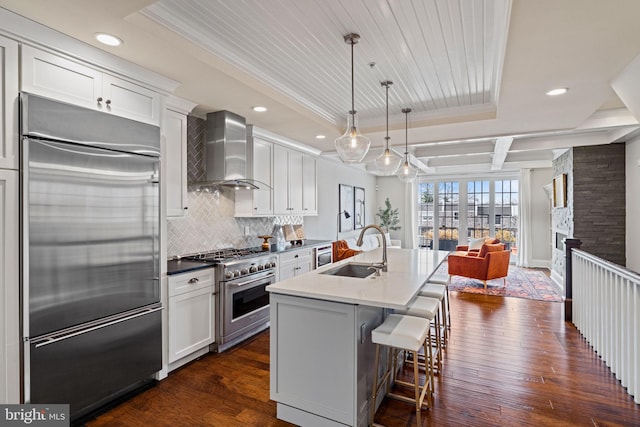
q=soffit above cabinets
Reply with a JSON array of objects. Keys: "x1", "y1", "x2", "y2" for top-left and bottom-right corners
[{"x1": 140, "y1": 0, "x2": 510, "y2": 128}]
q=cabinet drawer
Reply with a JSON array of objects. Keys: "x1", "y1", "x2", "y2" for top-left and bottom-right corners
[
  {"x1": 279, "y1": 248, "x2": 312, "y2": 264},
  {"x1": 168, "y1": 268, "x2": 215, "y2": 297}
]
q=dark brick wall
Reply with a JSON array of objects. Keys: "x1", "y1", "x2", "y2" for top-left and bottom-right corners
[{"x1": 572, "y1": 144, "x2": 626, "y2": 266}]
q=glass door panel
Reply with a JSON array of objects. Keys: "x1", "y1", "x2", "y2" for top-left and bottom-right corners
[
  {"x1": 437, "y1": 181, "x2": 459, "y2": 251},
  {"x1": 467, "y1": 180, "x2": 490, "y2": 239},
  {"x1": 418, "y1": 182, "x2": 435, "y2": 248},
  {"x1": 495, "y1": 179, "x2": 519, "y2": 255}
]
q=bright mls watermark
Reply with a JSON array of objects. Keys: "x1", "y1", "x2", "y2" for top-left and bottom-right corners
[{"x1": 0, "y1": 405, "x2": 69, "y2": 426}]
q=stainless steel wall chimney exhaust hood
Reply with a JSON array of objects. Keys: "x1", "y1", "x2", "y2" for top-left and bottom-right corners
[{"x1": 195, "y1": 110, "x2": 265, "y2": 190}]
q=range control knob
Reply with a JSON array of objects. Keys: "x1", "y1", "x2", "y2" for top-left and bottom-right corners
[
  {"x1": 233, "y1": 270, "x2": 241, "y2": 278},
  {"x1": 240, "y1": 267, "x2": 249, "y2": 275},
  {"x1": 269, "y1": 261, "x2": 277, "y2": 268},
  {"x1": 257, "y1": 264, "x2": 264, "y2": 271},
  {"x1": 249, "y1": 265, "x2": 258, "y2": 273},
  {"x1": 224, "y1": 270, "x2": 232, "y2": 279}
]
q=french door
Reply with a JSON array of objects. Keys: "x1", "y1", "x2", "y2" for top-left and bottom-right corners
[{"x1": 417, "y1": 177, "x2": 518, "y2": 254}]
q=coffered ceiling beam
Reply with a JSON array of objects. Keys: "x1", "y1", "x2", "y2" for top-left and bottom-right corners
[{"x1": 491, "y1": 136, "x2": 514, "y2": 170}]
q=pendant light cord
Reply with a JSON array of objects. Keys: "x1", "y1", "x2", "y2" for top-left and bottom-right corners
[
  {"x1": 385, "y1": 83, "x2": 389, "y2": 148},
  {"x1": 404, "y1": 110, "x2": 409, "y2": 157},
  {"x1": 350, "y1": 41, "x2": 355, "y2": 115}
]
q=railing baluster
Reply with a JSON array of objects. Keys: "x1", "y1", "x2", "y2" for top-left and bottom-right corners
[{"x1": 572, "y1": 249, "x2": 640, "y2": 404}]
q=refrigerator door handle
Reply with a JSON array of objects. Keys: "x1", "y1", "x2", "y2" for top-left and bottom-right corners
[{"x1": 32, "y1": 305, "x2": 163, "y2": 349}]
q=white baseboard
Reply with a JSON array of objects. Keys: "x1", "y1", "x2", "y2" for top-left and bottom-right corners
[
  {"x1": 530, "y1": 258, "x2": 551, "y2": 269},
  {"x1": 550, "y1": 269, "x2": 564, "y2": 292}
]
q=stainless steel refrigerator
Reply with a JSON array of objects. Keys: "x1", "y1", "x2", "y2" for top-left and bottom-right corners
[{"x1": 21, "y1": 93, "x2": 162, "y2": 421}]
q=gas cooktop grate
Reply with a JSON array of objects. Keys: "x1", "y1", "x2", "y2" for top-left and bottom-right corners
[{"x1": 185, "y1": 247, "x2": 269, "y2": 263}]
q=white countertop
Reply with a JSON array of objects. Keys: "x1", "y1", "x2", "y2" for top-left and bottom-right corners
[{"x1": 266, "y1": 248, "x2": 449, "y2": 309}]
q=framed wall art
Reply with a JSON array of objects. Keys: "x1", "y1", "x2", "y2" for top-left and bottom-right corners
[
  {"x1": 354, "y1": 187, "x2": 365, "y2": 229},
  {"x1": 338, "y1": 184, "x2": 354, "y2": 232},
  {"x1": 553, "y1": 173, "x2": 567, "y2": 208}
]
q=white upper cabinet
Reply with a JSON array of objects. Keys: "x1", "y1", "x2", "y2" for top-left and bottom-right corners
[
  {"x1": 288, "y1": 149, "x2": 304, "y2": 213},
  {"x1": 21, "y1": 45, "x2": 161, "y2": 126},
  {"x1": 164, "y1": 96, "x2": 196, "y2": 218},
  {"x1": 273, "y1": 144, "x2": 289, "y2": 214},
  {"x1": 302, "y1": 154, "x2": 317, "y2": 215},
  {"x1": 236, "y1": 127, "x2": 317, "y2": 217},
  {"x1": 164, "y1": 109, "x2": 189, "y2": 217},
  {"x1": 252, "y1": 137, "x2": 274, "y2": 215},
  {"x1": 273, "y1": 145, "x2": 316, "y2": 216},
  {"x1": 100, "y1": 74, "x2": 161, "y2": 125},
  {"x1": 235, "y1": 136, "x2": 273, "y2": 216},
  {"x1": 0, "y1": 35, "x2": 18, "y2": 170}
]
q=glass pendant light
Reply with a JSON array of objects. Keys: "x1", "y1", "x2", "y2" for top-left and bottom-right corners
[
  {"x1": 335, "y1": 33, "x2": 370, "y2": 163},
  {"x1": 397, "y1": 108, "x2": 418, "y2": 183},
  {"x1": 375, "y1": 80, "x2": 403, "y2": 175}
]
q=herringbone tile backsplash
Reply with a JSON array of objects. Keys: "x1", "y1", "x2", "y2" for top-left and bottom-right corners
[{"x1": 167, "y1": 116, "x2": 303, "y2": 258}]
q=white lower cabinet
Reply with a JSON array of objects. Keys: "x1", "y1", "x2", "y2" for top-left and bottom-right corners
[
  {"x1": 270, "y1": 293, "x2": 384, "y2": 426},
  {"x1": 278, "y1": 248, "x2": 312, "y2": 282},
  {"x1": 167, "y1": 268, "x2": 215, "y2": 366}
]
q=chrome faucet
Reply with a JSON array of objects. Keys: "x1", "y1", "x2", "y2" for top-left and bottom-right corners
[{"x1": 356, "y1": 224, "x2": 388, "y2": 272}]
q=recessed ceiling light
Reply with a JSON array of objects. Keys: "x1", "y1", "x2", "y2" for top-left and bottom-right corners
[
  {"x1": 95, "y1": 33, "x2": 123, "y2": 47},
  {"x1": 546, "y1": 88, "x2": 568, "y2": 96},
  {"x1": 315, "y1": 135, "x2": 326, "y2": 140},
  {"x1": 252, "y1": 106, "x2": 267, "y2": 112}
]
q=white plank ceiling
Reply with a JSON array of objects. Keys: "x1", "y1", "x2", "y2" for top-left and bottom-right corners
[
  {"x1": 1, "y1": 0, "x2": 640, "y2": 175},
  {"x1": 141, "y1": 0, "x2": 509, "y2": 128}
]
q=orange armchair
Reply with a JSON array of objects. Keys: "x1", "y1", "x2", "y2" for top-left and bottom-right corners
[
  {"x1": 455, "y1": 237, "x2": 501, "y2": 255},
  {"x1": 447, "y1": 243, "x2": 510, "y2": 289},
  {"x1": 332, "y1": 240, "x2": 362, "y2": 262}
]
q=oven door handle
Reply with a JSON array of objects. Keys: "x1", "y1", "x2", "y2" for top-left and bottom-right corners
[{"x1": 229, "y1": 273, "x2": 275, "y2": 288}]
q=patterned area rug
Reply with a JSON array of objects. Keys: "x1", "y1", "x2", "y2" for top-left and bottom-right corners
[{"x1": 431, "y1": 261, "x2": 563, "y2": 302}]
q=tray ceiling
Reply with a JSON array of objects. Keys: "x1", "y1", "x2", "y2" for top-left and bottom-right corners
[
  {"x1": 141, "y1": 0, "x2": 509, "y2": 128},
  {"x1": 1, "y1": 0, "x2": 640, "y2": 175}
]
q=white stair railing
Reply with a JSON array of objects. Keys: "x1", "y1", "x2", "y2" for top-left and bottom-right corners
[{"x1": 572, "y1": 249, "x2": 640, "y2": 404}]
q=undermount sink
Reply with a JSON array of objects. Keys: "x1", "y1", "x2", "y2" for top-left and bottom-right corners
[{"x1": 321, "y1": 263, "x2": 376, "y2": 279}]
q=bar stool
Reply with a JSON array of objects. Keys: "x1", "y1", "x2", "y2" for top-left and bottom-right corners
[
  {"x1": 418, "y1": 282, "x2": 450, "y2": 345},
  {"x1": 395, "y1": 296, "x2": 443, "y2": 373},
  {"x1": 370, "y1": 314, "x2": 433, "y2": 427}
]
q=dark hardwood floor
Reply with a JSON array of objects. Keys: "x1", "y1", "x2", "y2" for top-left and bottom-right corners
[{"x1": 86, "y1": 292, "x2": 640, "y2": 426}]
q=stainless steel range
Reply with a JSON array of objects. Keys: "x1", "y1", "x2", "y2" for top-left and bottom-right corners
[{"x1": 186, "y1": 248, "x2": 277, "y2": 352}]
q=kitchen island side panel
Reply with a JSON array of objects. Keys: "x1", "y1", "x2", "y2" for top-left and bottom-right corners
[{"x1": 270, "y1": 293, "x2": 383, "y2": 427}]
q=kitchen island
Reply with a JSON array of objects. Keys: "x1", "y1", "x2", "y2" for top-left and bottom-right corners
[{"x1": 267, "y1": 248, "x2": 448, "y2": 427}]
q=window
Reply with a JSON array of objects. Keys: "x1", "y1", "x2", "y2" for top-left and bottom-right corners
[
  {"x1": 417, "y1": 182, "x2": 435, "y2": 248},
  {"x1": 467, "y1": 180, "x2": 490, "y2": 238},
  {"x1": 495, "y1": 179, "x2": 518, "y2": 250},
  {"x1": 417, "y1": 177, "x2": 518, "y2": 254}
]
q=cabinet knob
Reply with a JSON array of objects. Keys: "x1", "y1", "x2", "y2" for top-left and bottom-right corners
[
  {"x1": 97, "y1": 97, "x2": 103, "y2": 103},
  {"x1": 184, "y1": 206, "x2": 188, "y2": 210},
  {"x1": 105, "y1": 99, "x2": 112, "y2": 105}
]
